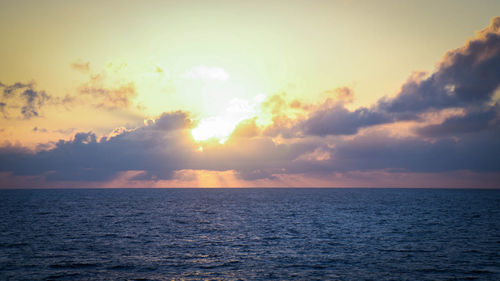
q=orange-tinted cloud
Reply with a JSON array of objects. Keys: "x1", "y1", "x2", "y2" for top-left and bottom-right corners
[{"x1": 71, "y1": 61, "x2": 90, "y2": 73}]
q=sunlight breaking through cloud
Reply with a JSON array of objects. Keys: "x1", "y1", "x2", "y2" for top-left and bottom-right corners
[{"x1": 191, "y1": 94, "x2": 266, "y2": 143}]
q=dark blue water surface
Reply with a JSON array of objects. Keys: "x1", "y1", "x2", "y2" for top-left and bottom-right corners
[{"x1": 1, "y1": 188, "x2": 499, "y2": 280}]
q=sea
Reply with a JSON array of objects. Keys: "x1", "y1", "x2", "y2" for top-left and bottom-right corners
[{"x1": 0, "y1": 188, "x2": 499, "y2": 280}]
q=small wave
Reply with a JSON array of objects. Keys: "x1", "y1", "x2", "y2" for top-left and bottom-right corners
[
  {"x1": 283, "y1": 263, "x2": 328, "y2": 270},
  {"x1": 263, "y1": 236, "x2": 280, "y2": 241},
  {"x1": 468, "y1": 269, "x2": 494, "y2": 274},
  {"x1": 199, "y1": 260, "x2": 240, "y2": 269},
  {"x1": 49, "y1": 262, "x2": 100, "y2": 269},
  {"x1": 173, "y1": 219, "x2": 188, "y2": 224},
  {"x1": 107, "y1": 264, "x2": 136, "y2": 270},
  {"x1": 100, "y1": 233, "x2": 119, "y2": 238},
  {"x1": 0, "y1": 242, "x2": 29, "y2": 248},
  {"x1": 46, "y1": 272, "x2": 81, "y2": 279}
]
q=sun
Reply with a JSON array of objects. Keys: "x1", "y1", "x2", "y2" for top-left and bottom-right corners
[
  {"x1": 191, "y1": 116, "x2": 237, "y2": 144},
  {"x1": 191, "y1": 94, "x2": 266, "y2": 144}
]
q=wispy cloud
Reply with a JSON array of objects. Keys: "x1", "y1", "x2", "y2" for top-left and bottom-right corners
[
  {"x1": 71, "y1": 61, "x2": 90, "y2": 73},
  {"x1": 77, "y1": 79, "x2": 138, "y2": 110}
]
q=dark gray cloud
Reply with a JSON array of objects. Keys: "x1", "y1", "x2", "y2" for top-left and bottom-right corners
[
  {"x1": 416, "y1": 104, "x2": 500, "y2": 137},
  {"x1": 235, "y1": 168, "x2": 278, "y2": 181},
  {"x1": 300, "y1": 104, "x2": 392, "y2": 136},
  {"x1": 278, "y1": 127, "x2": 500, "y2": 178},
  {"x1": 0, "y1": 111, "x2": 320, "y2": 182},
  {"x1": 0, "y1": 82, "x2": 51, "y2": 119},
  {"x1": 0, "y1": 111, "x2": 196, "y2": 182},
  {"x1": 1, "y1": 115, "x2": 499, "y2": 184},
  {"x1": 379, "y1": 17, "x2": 500, "y2": 114},
  {"x1": 153, "y1": 111, "x2": 192, "y2": 131},
  {"x1": 227, "y1": 125, "x2": 500, "y2": 179},
  {"x1": 32, "y1": 126, "x2": 48, "y2": 133},
  {"x1": 295, "y1": 17, "x2": 500, "y2": 137},
  {"x1": 1, "y1": 67, "x2": 140, "y2": 120},
  {"x1": 0, "y1": 102, "x2": 6, "y2": 115},
  {"x1": 326, "y1": 130, "x2": 500, "y2": 173}
]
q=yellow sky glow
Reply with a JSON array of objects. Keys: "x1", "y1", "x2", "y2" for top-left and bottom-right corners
[{"x1": 1, "y1": 1, "x2": 499, "y2": 188}]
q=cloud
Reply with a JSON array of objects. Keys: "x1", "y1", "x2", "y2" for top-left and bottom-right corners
[
  {"x1": 275, "y1": 17, "x2": 500, "y2": 138},
  {"x1": 0, "y1": 74, "x2": 140, "y2": 120},
  {"x1": 229, "y1": 117, "x2": 260, "y2": 139},
  {"x1": 323, "y1": 87, "x2": 354, "y2": 104},
  {"x1": 0, "y1": 108, "x2": 320, "y2": 183},
  {"x1": 68, "y1": 63, "x2": 141, "y2": 110},
  {"x1": 0, "y1": 111, "x2": 195, "y2": 182},
  {"x1": 1, "y1": 17, "x2": 500, "y2": 187},
  {"x1": 415, "y1": 104, "x2": 500, "y2": 137},
  {"x1": 151, "y1": 111, "x2": 192, "y2": 131},
  {"x1": 299, "y1": 103, "x2": 392, "y2": 136},
  {"x1": 261, "y1": 89, "x2": 393, "y2": 137},
  {"x1": 0, "y1": 113, "x2": 499, "y2": 185},
  {"x1": 78, "y1": 79, "x2": 137, "y2": 110},
  {"x1": 32, "y1": 126, "x2": 48, "y2": 133},
  {"x1": 379, "y1": 17, "x2": 500, "y2": 115},
  {"x1": 0, "y1": 82, "x2": 52, "y2": 119},
  {"x1": 71, "y1": 61, "x2": 90, "y2": 73},
  {"x1": 329, "y1": 129, "x2": 500, "y2": 173}
]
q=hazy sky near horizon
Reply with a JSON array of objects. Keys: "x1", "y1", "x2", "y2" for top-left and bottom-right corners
[{"x1": 1, "y1": 1, "x2": 499, "y2": 188}]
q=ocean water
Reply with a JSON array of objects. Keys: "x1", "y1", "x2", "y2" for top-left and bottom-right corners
[{"x1": 0, "y1": 188, "x2": 499, "y2": 280}]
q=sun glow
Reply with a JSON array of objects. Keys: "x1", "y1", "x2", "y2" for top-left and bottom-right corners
[{"x1": 191, "y1": 94, "x2": 266, "y2": 144}]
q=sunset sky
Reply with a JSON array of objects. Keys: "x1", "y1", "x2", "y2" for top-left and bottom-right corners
[{"x1": 1, "y1": 0, "x2": 499, "y2": 188}]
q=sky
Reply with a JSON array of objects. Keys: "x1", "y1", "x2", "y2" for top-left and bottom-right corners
[{"x1": 1, "y1": 0, "x2": 499, "y2": 188}]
